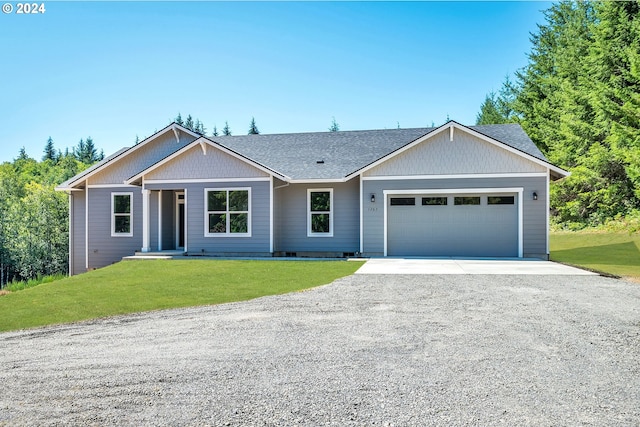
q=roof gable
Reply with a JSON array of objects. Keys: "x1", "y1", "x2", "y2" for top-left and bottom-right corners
[
  {"x1": 349, "y1": 122, "x2": 568, "y2": 180},
  {"x1": 126, "y1": 137, "x2": 286, "y2": 185},
  {"x1": 363, "y1": 124, "x2": 547, "y2": 177},
  {"x1": 56, "y1": 123, "x2": 200, "y2": 189}
]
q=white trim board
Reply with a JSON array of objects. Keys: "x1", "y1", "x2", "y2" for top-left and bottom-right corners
[
  {"x1": 126, "y1": 137, "x2": 288, "y2": 184},
  {"x1": 143, "y1": 177, "x2": 271, "y2": 184},
  {"x1": 363, "y1": 172, "x2": 548, "y2": 181},
  {"x1": 382, "y1": 187, "x2": 524, "y2": 258},
  {"x1": 63, "y1": 123, "x2": 200, "y2": 189},
  {"x1": 347, "y1": 121, "x2": 569, "y2": 180}
]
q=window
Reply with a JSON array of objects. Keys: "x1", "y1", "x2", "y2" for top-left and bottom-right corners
[
  {"x1": 454, "y1": 196, "x2": 481, "y2": 206},
  {"x1": 205, "y1": 188, "x2": 250, "y2": 237},
  {"x1": 488, "y1": 196, "x2": 515, "y2": 205},
  {"x1": 390, "y1": 197, "x2": 416, "y2": 206},
  {"x1": 308, "y1": 189, "x2": 333, "y2": 236},
  {"x1": 111, "y1": 192, "x2": 133, "y2": 237},
  {"x1": 422, "y1": 197, "x2": 448, "y2": 206}
]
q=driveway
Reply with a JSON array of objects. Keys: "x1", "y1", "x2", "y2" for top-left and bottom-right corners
[
  {"x1": 355, "y1": 258, "x2": 597, "y2": 275},
  {"x1": 1, "y1": 273, "x2": 639, "y2": 426}
]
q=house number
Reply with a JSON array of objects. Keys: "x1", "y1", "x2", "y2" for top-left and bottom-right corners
[{"x1": 368, "y1": 207, "x2": 378, "y2": 212}]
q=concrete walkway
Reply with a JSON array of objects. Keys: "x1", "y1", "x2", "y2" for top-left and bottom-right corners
[{"x1": 355, "y1": 258, "x2": 598, "y2": 275}]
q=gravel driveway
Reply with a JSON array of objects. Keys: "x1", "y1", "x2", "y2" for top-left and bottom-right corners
[{"x1": 1, "y1": 273, "x2": 639, "y2": 426}]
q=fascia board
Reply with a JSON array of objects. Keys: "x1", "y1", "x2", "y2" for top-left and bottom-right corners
[
  {"x1": 345, "y1": 121, "x2": 569, "y2": 180},
  {"x1": 64, "y1": 123, "x2": 200, "y2": 189}
]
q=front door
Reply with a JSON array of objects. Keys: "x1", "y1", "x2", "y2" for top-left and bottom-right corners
[{"x1": 176, "y1": 192, "x2": 185, "y2": 249}]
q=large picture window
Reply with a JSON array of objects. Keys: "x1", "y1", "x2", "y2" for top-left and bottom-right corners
[
  {"x1": 308, "y1": 189, "x2": 333, "y2": 237},
  {"x1": 205, "y1": 188, "x2": 251, "y2": 237},
  {"x1": 111, "y1": 192, "x2": 133, "y2": 237}
]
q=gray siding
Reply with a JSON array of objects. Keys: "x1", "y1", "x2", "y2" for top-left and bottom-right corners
[
  {"x1": 89, "y1": 130, "x2": 197, "y2": 185},
  {"x1": 71, "y1": 190, "x2": 86, "y2": 275},
  {"x1": 86, "y1": 187, "x2": 143, "y2": 269},
  {"x1": 146, "y1": 144, "x2": 269, "y2": 180},
  {"x1": 362, "y1": 176, "x2": 548, "y2": 257},
  {"x1": 146, "y1": 181, "x2": 270, "y2": 255},
  {"x1": 364, "y1": 130, "x2": 546, "y2": 177},
  {"x1": 274, "y1": 180, "x2": 360, "y2": 253}
]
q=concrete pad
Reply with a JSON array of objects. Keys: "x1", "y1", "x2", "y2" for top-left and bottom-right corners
[{"x1": 355, "y1": 258, "x2": 598, "y2": 275}]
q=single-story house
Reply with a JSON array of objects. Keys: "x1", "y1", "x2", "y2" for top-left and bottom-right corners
[{"x1": 56, "y1": 120, "x2": 569, "y2": 275}]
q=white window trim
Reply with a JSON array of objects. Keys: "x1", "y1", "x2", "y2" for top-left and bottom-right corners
[
  {"x1": 111, "y1": 192, "x2": 133, "y2": 237},
  {"x1": 204, "y1": 187, "x2": 252, "y2": 237},
  {"x1": 307, "y1": 188, "x2": 334, "y2": 237}
]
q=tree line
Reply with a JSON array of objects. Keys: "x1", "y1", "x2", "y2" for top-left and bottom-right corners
[
  {"x1": 0, "y1": 138, "x2": 102, "y2": 286},
  {"x1": 476, "y1": 1, "x2": 640, "y2": 229},
  {"x1": 171, "y1": 114, "x2": 341, "y2": 139}
]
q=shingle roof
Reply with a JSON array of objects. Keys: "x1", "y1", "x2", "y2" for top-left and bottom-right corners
[
  {"x1": 58, "y1": 121, "x2": 560, "y2": 189},
  {"x1": 211, "y1": 122, "x2": 550, "y2": 181}
]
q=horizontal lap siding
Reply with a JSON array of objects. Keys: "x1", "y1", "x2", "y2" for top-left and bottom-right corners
[
  {"x1": 71, "y1": 191, "x2": 86, "y2": 275},
  {"x1": 362, "y1": 177, "x2": 547, "y2": 257},
  {"x1": 183, "y1": 181, "x2": 270, "y2": 254},
  {"x1": 86, "y1": 187, "x2": 143, "y2": 269},
  {"x1": 275, "y1": 180, "x2": 360, "y2": 253}
]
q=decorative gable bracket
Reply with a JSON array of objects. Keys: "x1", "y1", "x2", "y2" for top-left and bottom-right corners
[
  {"x1": 450, "y1": 125, "x2": 454, "y2": 142},
  {"x1": 172, "y1": 125, "x2": 180, "y2": 144},
  {"x1": 199, "y1": 140, "x2": 207, "y2": 155}
]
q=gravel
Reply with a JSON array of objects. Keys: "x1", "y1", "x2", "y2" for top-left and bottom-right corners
[{"x1": 1, "y1": 274, "x2": 639, "y2": 426}]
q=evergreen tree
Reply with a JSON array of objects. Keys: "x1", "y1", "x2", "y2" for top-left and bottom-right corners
[
  {"x1": 248, "y1": 117, "x2": 260, "y2": 135},
  {"x1": 74, "y1": 137, "x2": 101, "y2": 164},
  {"x1": 212, "y1": 125, "x2": 219, "y2": 137},
  {"x1": 17, "y1": 147, "x2": 29, "y2": 161},
  {"x1": 175, "y1": 113, "x2": 184, "y2": 126},
  {"x1": 476, "y1": 92, "x2": 509, "y2": 125},
  {"x1": 222, "y1": 121, "x2": 232, "y2": 136},
  {"x1": 329, "y1": 117, "x2": 340, "y2": 132},
  {"x1": 184, "y1": 115, "x2": 194, "y2": 131},
  {"x1": 43, "y1": 137, "x2": 56, "y2": 162}
]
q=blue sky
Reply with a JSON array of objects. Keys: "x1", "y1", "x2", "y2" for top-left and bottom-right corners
[{"x1": 0, "y1": 1, "x2": 550, "y2": 162}]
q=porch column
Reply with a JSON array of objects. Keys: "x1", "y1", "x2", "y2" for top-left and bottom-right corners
[{"x1": 142, "y1": 189, "x2": 151, "y2": 252}]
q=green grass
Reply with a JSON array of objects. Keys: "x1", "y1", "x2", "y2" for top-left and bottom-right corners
[
  {"x1": 0, "y1": 259, "x2": 363, "y2": 332},
  {"x1": 550, "y1": 231, "x2": 640, "y2": 280},
  {"x1": 3, "y1": 274, "x2": 67, "y2": 292}
]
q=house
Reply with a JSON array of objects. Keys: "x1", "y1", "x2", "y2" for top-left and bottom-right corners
[{"x1": 56, "y1": 120, "x2": 569, "y2": 275}]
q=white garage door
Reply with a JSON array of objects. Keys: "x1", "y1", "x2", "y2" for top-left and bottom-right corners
[{"x1": 387, "y1": 193, "x2": 519, "y2": 257}]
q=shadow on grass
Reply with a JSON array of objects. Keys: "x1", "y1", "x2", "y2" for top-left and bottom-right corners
[{"x1": 552, "y1": 241, "x2": 640, "y2": 266}]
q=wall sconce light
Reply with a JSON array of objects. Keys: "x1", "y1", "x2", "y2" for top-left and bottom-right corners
[
  {"x1": 370, "y1": 194, "x2": 376, "y2": 203},
  {"x1": 533, "y1": 191, "x2": 538, "y2": 201}
]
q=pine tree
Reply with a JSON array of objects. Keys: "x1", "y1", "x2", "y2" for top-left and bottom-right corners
[
  {"x1": 184, "y1": 115, "x2": 194, "y2": 131},
  {"x1": 222, "y1": 121, "x2": 232, "y2": 136},
  {"x1": 476, "y1": 92, "x2": 510, "y2": 125},
  {"x1": 329, "y1": 117, "x2": 340, "y2": 132},
  {"x1": 212, "y1": 125, "x2": 219, "y2": 137},
  {"x1": 17, "y1": 147, "x2": 29, "y2": 161},
  {"x1": 248, "y1": 117, "x2": 259, "y2": 135},
  {"x1": 43, "y1": 137, "x2": 56, "y2": 162},
  {"x1": 175, "y1": 113, "x2": 184, "y2": 126}
]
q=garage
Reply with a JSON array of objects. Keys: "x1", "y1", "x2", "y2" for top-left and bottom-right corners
[{"x1": 386, "y1": 190, "x2": 520, "y2": 257}]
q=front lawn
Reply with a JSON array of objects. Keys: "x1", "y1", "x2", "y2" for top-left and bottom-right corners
[
  {"x1": 0, "y1": 259, "x2": 363, "y2": 332},
  {"x1": 550, "y1": 232, "x2": 640, "y2": 281}
]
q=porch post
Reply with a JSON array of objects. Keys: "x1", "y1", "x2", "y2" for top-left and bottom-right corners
[{"x1": 142, "y1": 189, "x2": 151, "y2": 252}]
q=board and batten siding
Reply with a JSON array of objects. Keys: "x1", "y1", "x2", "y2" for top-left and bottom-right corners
[
  {"x1": 362, "y1": 176, "x2": 548, "y2": 258},
  {"x1": 274, "y1": 180, "x2": 360, "y2": 254},
  {"x1": 363, "y1": 130, "x2": 547, "y2": 177},
  {"x1": 86, "y1": 187, "x2": 143, "y2": 270}
]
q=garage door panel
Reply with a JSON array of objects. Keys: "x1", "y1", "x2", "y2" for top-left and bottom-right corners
[{"x1": 387, "y1": 194, "x2": 518, "y2": 257}]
